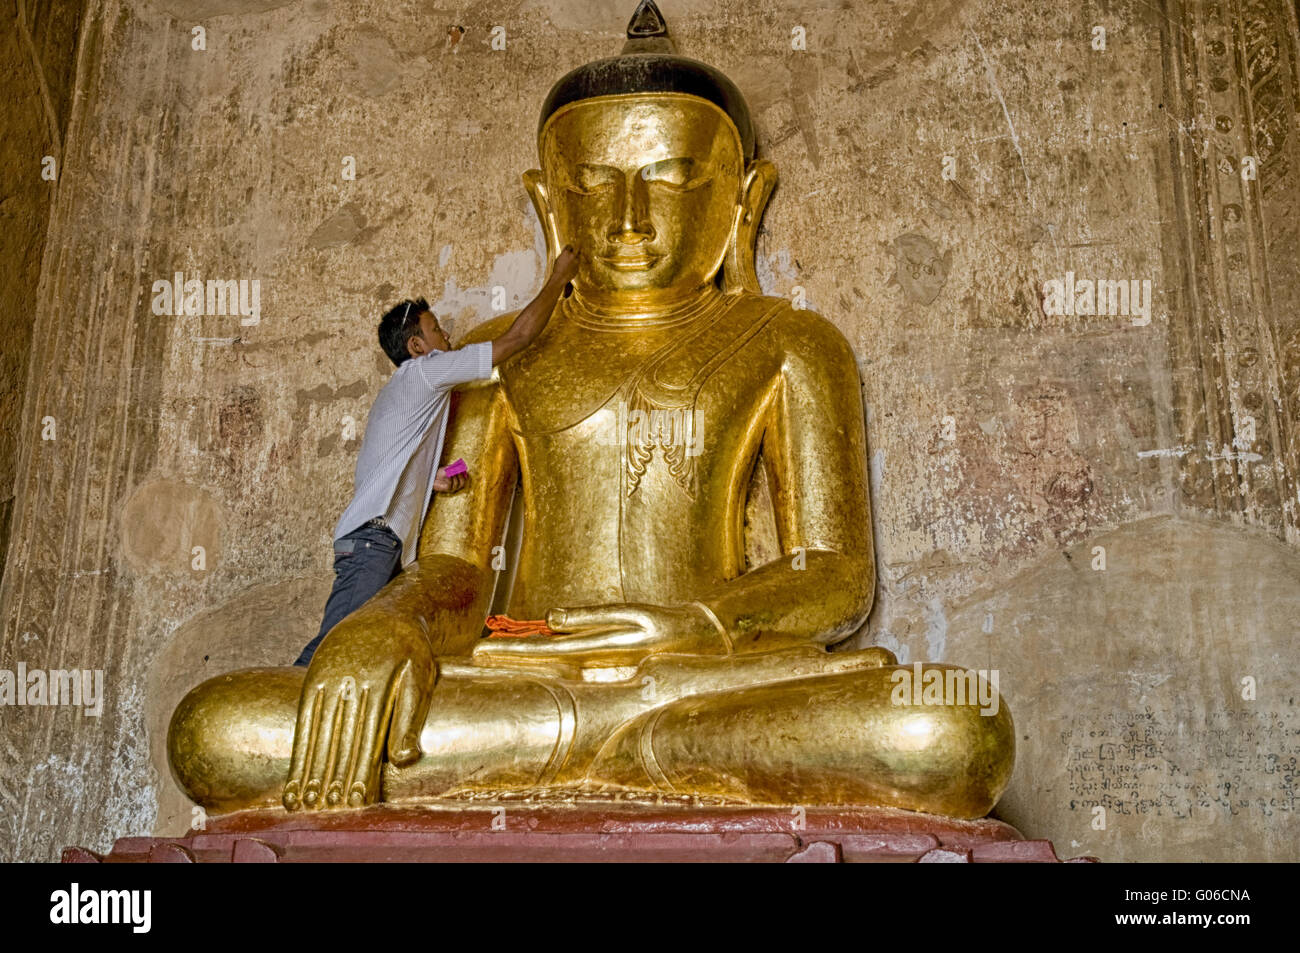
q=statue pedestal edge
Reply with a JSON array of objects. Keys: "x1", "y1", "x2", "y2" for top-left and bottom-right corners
[{"x1": 63, "y1": 802, "x2": 1096, "y2": 863}]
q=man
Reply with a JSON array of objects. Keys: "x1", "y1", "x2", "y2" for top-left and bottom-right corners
[{"x1": 295, "y1": 245, "x2": 580, "y2": 665}]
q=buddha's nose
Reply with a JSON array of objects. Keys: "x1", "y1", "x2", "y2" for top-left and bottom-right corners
[
  {"x1": 610, "y1": 208, "x2": 655, "y2": 244},
  {"x1": 610, "y1": 223, "x2": 655, "y2": 245},
  {"x1": 609, "y1": 173, "x2": 655, "y2": 245}
]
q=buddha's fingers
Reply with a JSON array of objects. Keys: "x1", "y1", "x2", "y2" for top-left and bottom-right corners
[
  {"x1": 388, "y1": 661, "x2": 431, "y2": 766},
  {"x1": 548, "y1": 604, "x2": 649, "y2": 632},
  {"x1": 284, "y1": 686, "x2": 324, "y2": 811},
  {"x1": 300, "y1": 687, "x2": 347, "y2": 810},
  {"x1": 475, "y1": 628, "x2": 643, "y2": 663},
  {"x1": 343, "y1": 680, "x2": 394, "y2": 808},
  {"x1": 324, "y1": 683, "x2": 365, "y2": 807},
  {"x1": 470, "y1": 636, "x2": 540, "y2": 663}
]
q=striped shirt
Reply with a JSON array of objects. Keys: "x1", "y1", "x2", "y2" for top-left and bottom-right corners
[{"x1": 333, "y1": 342, "x2": 493, "y2": 568}]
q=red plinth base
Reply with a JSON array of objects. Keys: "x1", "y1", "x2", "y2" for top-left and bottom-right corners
[{"x1": 65, "y1": 801, "x2": 1095, "y2": 863}]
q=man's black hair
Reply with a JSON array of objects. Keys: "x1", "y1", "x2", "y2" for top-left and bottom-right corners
[{"x1": 378, "y1": 297, "x2": 430, "y2": 367}]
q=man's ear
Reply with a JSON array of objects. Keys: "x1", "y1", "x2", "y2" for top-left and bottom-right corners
[
  {"x1": 406, "y1": 332, "x2": 426, "y2": 359},
  {"x1": 524, "y1": 168, "x2": 561, "y2": 273}
]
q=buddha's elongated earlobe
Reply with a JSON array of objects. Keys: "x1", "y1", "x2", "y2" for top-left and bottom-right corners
[
  {"x1": 524, "y1": 168, "x2": 562, "y2": 273},
  {"x1": 722, "y1": 158, "x2": 777, "y2": 294}
]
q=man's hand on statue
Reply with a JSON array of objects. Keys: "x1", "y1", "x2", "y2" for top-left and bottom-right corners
[
  {"x1": 552, "y1": 244, "x2": 580, "y2": 288},
  {"x1": 471, "y1": 602, "x2": 725, "y2": 668},
  {"x1": 433, "y1": 466, "x2": 468, "y2": 493},
  {"x1": 283, "y1": 620, "x2": 436, "y2": 812}
]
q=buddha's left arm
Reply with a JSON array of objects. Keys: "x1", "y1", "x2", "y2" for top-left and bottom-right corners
[{"x1": 695, "y1": 312, "x2": 875, "y2": 653}]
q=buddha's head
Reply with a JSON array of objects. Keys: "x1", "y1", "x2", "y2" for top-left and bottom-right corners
[{"x1": 527, "y1": 0, "x2": 776, "y2": 309}]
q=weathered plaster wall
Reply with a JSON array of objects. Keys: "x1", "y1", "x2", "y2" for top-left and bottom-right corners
[
  {"x1": 0, "y1": 0, "x2": 85, "y2": 591},
  {"x1": 2, "y1": 0, "x2": 1297, "y2": 862}
]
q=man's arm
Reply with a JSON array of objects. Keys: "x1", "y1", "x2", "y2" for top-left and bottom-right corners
[
  {"x1": 490, "y1": 245, "x2": 579, "y2": 365},
  {"x1": 415, "y1": 245, "x2": 576, "y2": 391}
]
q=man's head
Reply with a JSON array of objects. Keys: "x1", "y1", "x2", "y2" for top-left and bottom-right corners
[{"x1": 378, "y1": 298, "x2": 451, "y2": 367}]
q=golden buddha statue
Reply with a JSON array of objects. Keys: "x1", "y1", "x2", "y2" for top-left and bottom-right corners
[{"x1": 169, "y1": 0, "x2": 1013, "y2": 821}]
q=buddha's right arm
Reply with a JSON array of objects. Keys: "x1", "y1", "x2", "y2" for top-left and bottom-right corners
[
  {"x1": 321, "y1": 378, "x2": 518, "y2": 660},
  {"x1": 284, "y1": 380, "x2": 517, "y2": 810}
]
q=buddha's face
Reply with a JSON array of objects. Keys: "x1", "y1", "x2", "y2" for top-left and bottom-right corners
[{"x1": 538, "y1": 95, "x2": 744, "y2": 303}]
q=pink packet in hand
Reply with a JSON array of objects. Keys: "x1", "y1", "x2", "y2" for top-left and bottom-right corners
[{"x1": 444, "y1": 458, "x2": 468, "y2": 477}]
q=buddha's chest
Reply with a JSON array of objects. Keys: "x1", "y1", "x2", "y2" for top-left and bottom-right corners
[{"x1": 499, "y1": 297, "x2": 787, "y2": 498}]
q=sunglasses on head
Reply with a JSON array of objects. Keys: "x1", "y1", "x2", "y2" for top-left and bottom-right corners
[{"x1": 404, "y1": 303, "x2": 446, "y2": 342}]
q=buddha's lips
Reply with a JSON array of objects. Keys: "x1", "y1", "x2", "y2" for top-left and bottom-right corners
[
  {"x1": 485, "y1": 614, "x2": 555, "y2": 637},
  {"x1": 598, "y1": 253, "x2": 661, "y2": 271}
]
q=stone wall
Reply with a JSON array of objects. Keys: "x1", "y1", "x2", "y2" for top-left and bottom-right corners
[
  {"x1": 2, "y1": 0, "x2": 1298, "y2": 861},
  {"x1": 0, "y1": 0, "x2": 85, "y2": 597}
]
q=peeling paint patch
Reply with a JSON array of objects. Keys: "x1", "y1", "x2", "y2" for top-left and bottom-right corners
[
  {"x1": 924, "y1": 597, "x2": 948, "y2": 660},
  {"x1": 873, "y1": 630, "x2": 910, "y2": 665},
  {"x1": 756, "y1": 248, "x2": 798, "y2": 298},
  {"x1": 1138, "y1": 446, "x2": 1193, "y2": 458},
  {"x1": 434, "y1": 230, "x2": 546, "y2": 337}
]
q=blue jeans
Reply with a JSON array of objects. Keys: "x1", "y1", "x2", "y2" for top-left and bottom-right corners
[{"x1": 295, "y1": 523, "x2": 403, "y2": 666}]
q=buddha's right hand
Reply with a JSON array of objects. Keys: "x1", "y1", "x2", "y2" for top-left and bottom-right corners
[{"x1": 283, "y1": 618, "x2": 436, "y2": 811}]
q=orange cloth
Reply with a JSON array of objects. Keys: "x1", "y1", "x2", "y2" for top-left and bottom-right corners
[{"x1": 485, "y1": 614, "x2": 555, "y2": 637}]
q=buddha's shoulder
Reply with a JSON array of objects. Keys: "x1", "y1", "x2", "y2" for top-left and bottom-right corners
[
  {"x1": 455, "y1": 312, "x2": 517, "y2": 347},
  {"x1": 728, "y1": 292, "x2": 856, "y2": 365}
]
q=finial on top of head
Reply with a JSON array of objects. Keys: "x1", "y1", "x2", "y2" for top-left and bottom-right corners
[
  {"x1": 537, "y1": 0, "x2": 755, "y2": 159},
  {"x1": 622, "y1": 0, "x2": 674, "y2": 54}
]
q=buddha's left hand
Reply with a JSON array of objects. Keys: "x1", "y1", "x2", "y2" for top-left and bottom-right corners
[{"x1": 472, "y1": 603, "x2": 725, "y2": 668}]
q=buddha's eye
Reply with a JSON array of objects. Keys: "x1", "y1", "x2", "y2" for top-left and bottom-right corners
[
  {"x1": 640, "y1": 157, "x2": 709, "y2": 191},
  {"x1": 567, "y1": 164, "x2": 619, "y2": 196}
]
